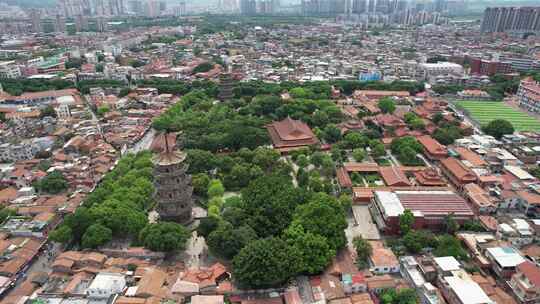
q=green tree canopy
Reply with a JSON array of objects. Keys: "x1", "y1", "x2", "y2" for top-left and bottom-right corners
[
  {"x1": 380, "y1": 288, "x2": 417, "y2": 304},
  {"x1": 49, "y1": 225, "x2": 72, "y2": 244},
  {"x1": 444, "y1": 214, "x2": 460, "y2": 234},
  {"x1": 207, "y1": 222, "x2": 257, "y2": 260},
  {"x1": 399, "y1": 209, "x2": 414, "y2": 235},
  {"x1": 322, "y1": 124, "x2": 342, "y2": 143},
  {"x1": 241, "y1": 174, "x2": 305, "y2": 237},
  {"x1": 97, "y1": 105, "x2": 110, "y2": 117},
  {"x1": 193, "y1": 62, "x2": 214, "y2": 74},
  {"x1": 353, "y1": 236, "x2": 372, "y2": 269},
  {"x1": 342, "y1": 132, "x2": 368, "y2": 150},
  {"x1": 40, "y1": 105, "x2": 57, "y2": 118},
  {"x1": 352, "y1": 149, "x2": 366, "y2": 162},
  {"x1": 433, "y1": 125, "x2": 463, "y2": 145},
  {"x1": 482, "y1": 119, "x2": 514, "y2": 139},
  {"x1": 378, "y1": 97, "x2": 396, "y2": 114},
  {"x1": 291, "y1": 193, "x2": 347, "y2": 251},
  {"x1": 207, "y1": 179, "x2": 225, "y2": 198},
  {"x1": 192, "y1": 173, "x2": 211, "y2": 197},
  {"x1": 139, "y1": 222, "x2": 190, "y2": 252},
  {"x1": 33, "y1": 171, "x2": 68, "y2": 194},
  {"x1": 82, "y1": 223, "x2": 112, "y2": 249},
  {"x1": 403, "y1": 230, "x2": 438, "y2": 253},
  {"x1": 434, "y1": 234, "x2": 468, "y2": 260},
  {"x1": 197, "y1": 216, "x2": 220, "y2": 238},
  {"x1": 284, "y1": 222, "x2": 335, "y2": 274},
  {"x1": 232, "y1": 237, "x2": 300, "y2": 289}
]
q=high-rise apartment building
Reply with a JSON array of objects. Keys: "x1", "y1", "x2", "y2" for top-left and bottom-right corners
[
  {"x1": 240, "y1": 0, "x2": 257, "y2": 15},
  {"x1": 96, "y1": 16, "x2": 107, "y2": 32},
  {"x1": 55, "y1": 14, "x2": 67, "y2": 32},
  {"x1": 301, "y1": 0, "x2": 347, "y2": 16},
  {"x1": 481, "y1": 7, "x2": 540, "y2": 33},
  {"x1": 367, "y1": 0, "x2": 376, "y2": 13},
  {"x1": 351, "y1": 0, "x2": 366, "y2": 14},
  {"x1": 128, "y1": 0, "x2": 143, "y2": 15},
  {"x1": 434, "y1": 0, "x2": 447, "y2": 12},
  {"x1": 220, "y1": 0, "x2": 239, "y2": 12},
  {"x1": 59, "y1": 0, "x2": 125, "y2": 17},
  {"x1": 58, "y1": 0, "x2": 85, "y2": 18},
  {"x1": 173, "y1": 1, "x2": 187, "y2": 16},
  {"x1": 518, "y1": 78, "x2": 540, "y2": 114},
  {"x1": 29, "y1": 9, "x2": 42, "y2": 33},
  {"x1": 75, "y1": 14, "x2": 88, "y2": 32}
]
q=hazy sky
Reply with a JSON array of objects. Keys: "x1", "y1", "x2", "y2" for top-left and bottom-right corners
[{"x1": 3, "y1": 0, "x2": 539, "y2": 9}]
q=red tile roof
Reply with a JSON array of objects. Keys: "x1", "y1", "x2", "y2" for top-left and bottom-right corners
[
  {"x1": 0, "y1": 187, "x2": 17, "y2": 203},
  {"x1": 440, "y1": 157, "x2": 477, "y2": 184},
  {"x1": 414, "y1": 168, "x2": 447, "y2": 186},
  {"x1": 336, "y1": 167, "x2": 352, "y2": 188},
  {"x1": 454, "y1": 147, "x2": 487, "y2": 167},
  {"x1": 379, "y1": 166, "x2": 410, "y2": 187},
  {"x1": 417, "y1": 135, "x2": 447, "y2": 158},
  {"x1": 266, "y1": 117, "x2": 319, "y2": 149},
  {"x1": 395, "y1": 191, "x2": 474, "y2": 217},
  {"x1": 354, "y1": 90, "x2": 410, "y2": 99},
  {"x1": 344, "y1": 162, "x2": 379, "y2": 172},
  {"x1": 516, "y1": 191, "x2": 540, "y2": 206},
  {"x1": 517, "y1": 261, "x2": 540, "y2": 287}
]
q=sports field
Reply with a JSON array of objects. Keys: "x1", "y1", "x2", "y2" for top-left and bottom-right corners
[{"x1": 456, "y1": 100, "x2": 540, "y2": 132}]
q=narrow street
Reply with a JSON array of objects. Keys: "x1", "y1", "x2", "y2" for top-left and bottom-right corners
[
  {"x1": 446, "y1": 100, "x2": 482, "y2": 134},
  {"x1": 83, "y1": 94, "x2": 104, "y2": 137},
  {"x1": 182, "y1": 231, "x2": 209, "y2": 269},
  {"x1": 128, "y1": 128, "x2": 156, "y2": 154}
]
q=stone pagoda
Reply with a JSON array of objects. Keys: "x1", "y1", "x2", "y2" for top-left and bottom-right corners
[
  {"x1": 218, "y1": 72, "x2": 234, "y2": 101},
  {"x1": 152, "y1": 133, "x2": 193, "y2": 224}
]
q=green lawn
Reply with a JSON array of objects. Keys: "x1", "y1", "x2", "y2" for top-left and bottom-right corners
[{"x1": 456, "y1": 100, "x2": 540, "y2": 132}]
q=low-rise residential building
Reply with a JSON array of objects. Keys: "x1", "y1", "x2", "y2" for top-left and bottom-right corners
[
  {"x1": 368, "y1": 241, "x2": 399, "y2": 274},
  {"x1": 496, "y1": 219, "x2": 534, "y2": 248},
  {"x1": 440, "y1": 274, "x2": 494, "y2": 304},
  {"x1": 0, "y1": 60, "x2": 21, "y2": 79},
  {"x1": 86, "y1": 272, "x2": 126, "y2": 299},
  {"x1": 463, "y1": 183, "x2": 497, "y2": 214},
  {"x1": 485, "y1": 247, "x2": 526, "y2": 279},
  {"x1": 400, "y1": 256, "x2": 444, "y2": 304},
  {"x1": 518, "y1": 77, "x2": 540, "y2": 114},
  {"x1": 440, "y1": 157, "x2": 477, "y2": 191},
  {"x1": 509, "y1": 261, "x2": 540, "y2": 304},
  {"x1": 419, "y1": 62, "x2": 464, "y2": 81}
]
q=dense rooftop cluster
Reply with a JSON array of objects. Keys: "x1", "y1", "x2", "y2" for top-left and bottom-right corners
[{"x1": 0, "y1": 10, "x2": 539, "y2": 304}]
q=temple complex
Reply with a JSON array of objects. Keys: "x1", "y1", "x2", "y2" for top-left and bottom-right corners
[{"x1": 266, "y1": 117, "x2": 319, "y2": 153}]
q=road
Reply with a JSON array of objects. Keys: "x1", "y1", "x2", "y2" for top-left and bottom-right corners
[
  {"x1": 127, "y1": 128, "x2": 156, "y2": 154},
  {"x1": 182, "y1": 231, "x2": 208, "y2": 269},
  {"x1": 83, "y1": 95, "x2": 104, "y2": 137},
  {"x1": 25, "y1": 242, "x2": 61, "y2": 275},
  {"x1": 345, "y1": 205, "x2": 381, "y2": 248},
  {"x1": 447, "y1": 101, "x2": 482, "y2": 135},
  {"x1": 83, "y1": 94, "x2": 155, "y2": 155}
]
